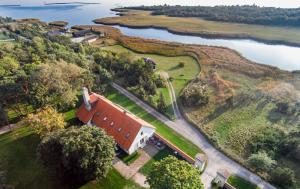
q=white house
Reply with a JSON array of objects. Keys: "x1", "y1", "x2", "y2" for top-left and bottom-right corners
[{"x1": 76, "y1": 87, "x2": 156, "y2": 154}]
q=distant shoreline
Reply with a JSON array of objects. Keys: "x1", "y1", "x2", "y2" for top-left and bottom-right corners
[{"x1": 94, "y1": 8, "x2": 300, "y2": 48}]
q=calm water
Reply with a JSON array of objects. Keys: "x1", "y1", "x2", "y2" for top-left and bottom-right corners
[{"x1": 0, "y1": 0, "x2": 300, "y2": 70}]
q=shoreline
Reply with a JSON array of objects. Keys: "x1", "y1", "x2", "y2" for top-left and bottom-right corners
[{"x1": 94, "y1": 9, "x2": 300, "y2": 48}]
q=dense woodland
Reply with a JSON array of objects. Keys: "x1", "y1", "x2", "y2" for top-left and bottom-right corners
[
  {"x1": 0, "y1": 20, "x2": 163, "y2": 126},
  {"x1": 127, "y1": 5, "x2": 300, "y2": 27}
]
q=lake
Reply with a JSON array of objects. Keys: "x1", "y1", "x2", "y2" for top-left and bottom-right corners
[{"x1": 0, "y1": 0, "x2": 300, "y2": 71}]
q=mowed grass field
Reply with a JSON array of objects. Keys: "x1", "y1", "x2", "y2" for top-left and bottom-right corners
[
  {"x1": 96, "y1": 10, "x2": 300, "y2": 45},
  {"x1": 102, "y1": 45, "x2": 199, "y2": 96}
]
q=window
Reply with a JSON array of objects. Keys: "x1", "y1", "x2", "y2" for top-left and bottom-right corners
[
  {"x1": 118, "y1": 128, "x2": 122, "y2": 132},
  {"x1": 141, "y1": 131, "x2": 144, "y2": 136},
  {"x1": 125, "y1": 133, "x2": 130, "y2": 138},
  {"x1": 140, "y1": 138, "x2": 145, "y2": 144},
  {"x1": 110, "y1": 122, "x2": 114, "y2": 126},
  {"x1": 103, "y1": 117, "x2": 107, "y2": 121}
]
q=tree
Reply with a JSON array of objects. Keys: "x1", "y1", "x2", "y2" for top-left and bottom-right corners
[
  {"x1": 271, "y1": 167, "x2": 296, "y2": 188},
  {"x1": 180, "y1": 80, "x2": 209, "y2": 107},
  {"x1": 157, "y1": 92, "x2": 167, "y2": 113},
  {"x1": 250, "y1": 127, "x2": 284, "y2": 157},
  {"x1": 247, "y1": 151, "x2": 276, "y2": 172},
  {"x1": 37, "y1": 126, "x2": 115, "y2": 183},
  {"x1": 147, "y1": 156, "x2": 203, "y2": 189},
  {"x1": 29, "y1": 61, "x2": 86, "y2": 110},
  {"x1": 0, "y1": 56, "x2": 19, "y2": 76},
  {"x1": 20, "y1": 106, "x2": 65, "y2": 137}
]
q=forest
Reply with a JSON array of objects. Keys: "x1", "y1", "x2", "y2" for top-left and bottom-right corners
[
  {"x1": 126, "y1": 5, "x2": 300, "y2": 27},
  {"x1": 0, "y1": 20, "x2": 162, "y2": 126}
]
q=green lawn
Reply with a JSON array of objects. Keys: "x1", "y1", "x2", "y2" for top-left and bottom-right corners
[
  {"x1": 79, "y1": 169, "x2": 143, "y2": 189},
  {"x1": 119, "y1": 151, "x2": 141, "y2": 165},
  {"x1": 102, "y1": 45, "x2": 199, "y2": 96},
  {"x1": 0, "y1": 127, "x2": 62, "y2": 189},
  {"x1": 227, "y1": 175, "x2": 260, "y2": 189},
  {"x1": 139, "y1": 147, "x2": 174, "y2": 175},
  {"x1": 106, "y1": 87, "x2": 202, "y2": 157},
  {"x1": 153, "y1": 87, "x2": 174, "y2": 119}
]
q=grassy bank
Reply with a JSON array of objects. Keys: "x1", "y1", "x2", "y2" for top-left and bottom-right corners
[
  {"x1": 95, "y1": 10, "x2": 300, "y2": 47},
  {"x1": 106, "y1": 87, "x2": 202, "y2": 157}
]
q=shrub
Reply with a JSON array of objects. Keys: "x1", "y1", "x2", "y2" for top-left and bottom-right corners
[
  {"x1": 271, "y1": 167, "x2": 296, "y2": 188},
  {"x1": 180, "y1": 80, "x2": 209, "y2": 107},
  {"x1": 247, "y1": 151, "x2": 276, "y2": 172},
  {"x1": 178, "y1": 62, "x2": 185, "y2": 68}
]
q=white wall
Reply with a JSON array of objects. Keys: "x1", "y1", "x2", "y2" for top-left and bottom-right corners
[{"x1": 128, "y1": 126, "x2": 155, "y2": 154}]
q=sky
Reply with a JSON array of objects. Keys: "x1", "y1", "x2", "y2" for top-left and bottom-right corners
[{"x1": 0, "y1": 0, "x2": 300, "y2": 8}]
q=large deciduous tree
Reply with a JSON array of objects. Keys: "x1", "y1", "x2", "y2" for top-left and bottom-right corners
[
  {"x1": 20, "y1": 106, "x2": 65, "y2": 137},
  {"x1": 29, "y1": 61, "x2": 89, "y2": 110},
  {"x1": 37, "y1": 126, "x2": 115, "y2": 183},
  {"x1": 147, "y1": 156, "x2": 203, "y2": 189}
]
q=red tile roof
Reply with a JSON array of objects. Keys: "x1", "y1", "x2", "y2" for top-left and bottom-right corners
[{"x1": 76, "y1": 93, "x2": 155, "y2": 152}]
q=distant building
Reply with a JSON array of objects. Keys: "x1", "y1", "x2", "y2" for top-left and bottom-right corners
[
  {"x1": 76, "y1": 87, "x2": 156, "y2": 155},
  {"x1": 47, "y1": 29, "x2": 64, "y2": 37},
  {"x1": 82, "y1": 35, "x2": 98, "y2": 44},
  {"x1": 143, "y1": 57, "x2": 157, "y2": 70},
  {"x1": 72, "y1": 29, "x2": 92, "y2": 38}
]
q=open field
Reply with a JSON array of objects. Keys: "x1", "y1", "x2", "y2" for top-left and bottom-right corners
[
  {"x1": 105, "y1": 87, "x2": 202, "y2": 157},
  {"x1": 95, "y1": 10, "x2": 300, "y2": 47}
]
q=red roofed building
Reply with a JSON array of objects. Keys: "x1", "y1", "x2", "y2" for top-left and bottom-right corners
[{"x1": 76, "y1": 87, "x2": 156, "y2": 154}]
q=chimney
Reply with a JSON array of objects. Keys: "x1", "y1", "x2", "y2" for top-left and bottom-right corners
[{"x1": 82, "y1": 87, "x2": 91, "y2": 111}]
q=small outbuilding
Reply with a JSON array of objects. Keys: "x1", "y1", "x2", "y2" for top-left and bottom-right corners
[
  {"x1": 72, "y1": 29, "x2": 92, "y2": 38},
  {"x1": 214, "y1": 169, "x2": 230, "y2": 187},
  {"x1": 143, "y1": 57, "x2": 157, "y2": 70},
  {"x1": 82, "y1": 35, "x2": 98, "y2": 44},
  {"x1": 194, "y1": 153, "x2": 206, "y2": 172}
]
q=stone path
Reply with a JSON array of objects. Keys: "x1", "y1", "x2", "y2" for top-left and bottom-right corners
[{"x1": 113, "y1": 145, "x2": 159, "y2": 188}]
